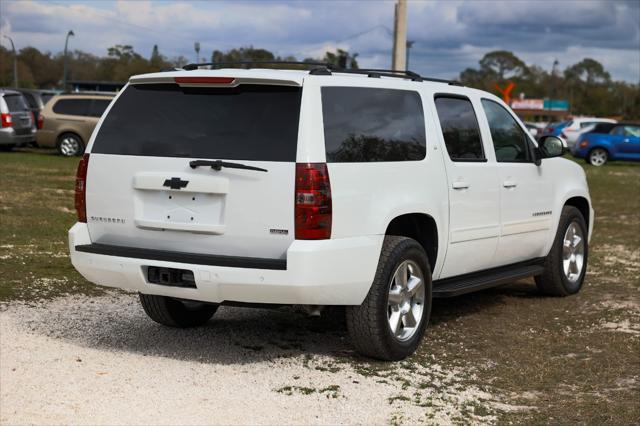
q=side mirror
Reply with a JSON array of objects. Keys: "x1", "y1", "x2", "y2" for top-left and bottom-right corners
[{"x1": 537, "y1": 135, "x2": 567, "y2": 163}]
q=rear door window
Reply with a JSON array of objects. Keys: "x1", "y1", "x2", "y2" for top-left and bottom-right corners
[
  {"x1": 88, "y1": 99, "x2": 111, "y2": 117},
  {"x1": 434, "y1": 96, "x2": 485, "y2": 161},
  {"x1": 53, "y1": 99, "x2": 90, "y2": 116},
  {"x1": 321, "y1": 87, "x2": 426, "y2": 162},
  {"x1": 4, "y1": 94, "x2": 29, "y2": 112},
  {"x1": 92, "y1": 84, "x2": 302, "y2": 161}
]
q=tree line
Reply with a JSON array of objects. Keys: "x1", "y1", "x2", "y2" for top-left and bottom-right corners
[
  {"x1": 0, "y1": 44, "x2": 637, "y2": 118},
  {"x1": 460, "y1": 51, "x2": 639, "y2": 119},
  {"x1": 0, "y1": 44, "x2": 357, "y2": 89}
]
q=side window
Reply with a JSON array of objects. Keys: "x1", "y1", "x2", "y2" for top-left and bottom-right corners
[
  {"x1": 52, "y1": 99, "x2": 90, "y2": 116},
  {"x1": 434, "y1": 96, "x2": 485, "y2": 161},
  {"x1": 321, "y1": 87, "x2": 426, "y2": 162},
  {"x1": 87, "y1": 99, "x2": 111, "y2": 118},
  {"x1": 610, "y1": 126, "x2": 625, "y2": 136},
  {"x1": 481, "y1": 99, "x2": 531, "y2": 163},
  {"x1": 624, "y1": 126, "x2": 640, "y2": 137}
]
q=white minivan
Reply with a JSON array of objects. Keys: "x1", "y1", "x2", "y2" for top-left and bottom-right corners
[{"x1": 69, "y1": 64, "x2": 594, "y2": 360}]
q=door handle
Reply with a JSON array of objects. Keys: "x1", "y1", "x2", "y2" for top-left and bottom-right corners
[
  {"x1": 452, "y1": 181, "x2": 470, "y2": 190},
  {"x1": 503, "y1": 180, "x2": 518, "y2": 188},
  {"x1": 623, "y1": 138, "x2": 631, "y2": 143}
]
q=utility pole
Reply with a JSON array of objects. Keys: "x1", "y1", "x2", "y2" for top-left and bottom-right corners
[
  {"x1": 3, "y1": 35, "x2": 18, "y2": 87},
  {"x1": 391, "y1": 0, "x2": 407, "y2": 71},
  {"x1": 63, "y1": 30, "x2": 74, "y2": 91},
  {"x1": 194, "y1": 42, "x2": 201, "y2": 64}
]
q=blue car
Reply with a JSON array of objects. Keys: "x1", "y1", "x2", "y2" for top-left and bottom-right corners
[{"x1": 573, "y1": 122, "x2": 640, "y2": 166}]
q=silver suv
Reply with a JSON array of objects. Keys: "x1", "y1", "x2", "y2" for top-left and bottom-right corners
[{"x1": 0, "y1": 89, "x2": 36, "y2": 150}]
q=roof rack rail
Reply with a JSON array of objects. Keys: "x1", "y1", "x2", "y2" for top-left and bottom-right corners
[
  {"x1": 182, "y1": 61, "x2": 331, "y2": 71},
  {"x1": 180, "y1": 61, "x2": 462, "y2": 86}
]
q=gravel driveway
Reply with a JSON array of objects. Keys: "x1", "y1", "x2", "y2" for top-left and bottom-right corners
[{"x1": 0, "y1": 293, "x2": 497, "y2": 425}]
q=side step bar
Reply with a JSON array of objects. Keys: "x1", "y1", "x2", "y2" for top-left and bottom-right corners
[{"x1": 433, "y1": 260, "x2": 545, "y2": 298}]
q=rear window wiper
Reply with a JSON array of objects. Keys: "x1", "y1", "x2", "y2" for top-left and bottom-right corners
[{"x1": 189, "y1": 160, "x2": 268, "y2": 173}]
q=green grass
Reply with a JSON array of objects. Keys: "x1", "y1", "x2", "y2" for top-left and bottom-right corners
[{"x1": 0, "y1": 149, "x2": 105, "y2": 300}]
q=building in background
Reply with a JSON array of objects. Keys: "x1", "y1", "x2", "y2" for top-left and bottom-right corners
[{"x1": 511, "y1": 97, "x2": 570, "y2": 123}]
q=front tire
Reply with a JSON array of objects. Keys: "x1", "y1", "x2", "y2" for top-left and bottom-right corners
[
  {"x1": 346, "y1": 236, "x2": 432, "y2": 361},
  {"x1": 56, "y1": 133, "x2": 84, "y2": 157},
  {"x1": 535, "y1": 206, "x2": 588, "y2": 296},
  {"x1": 139, "y1": 294, "x2": 218, "y2": 328},
  {"x1": 587, "y1": 148, "x2": 608, "y2": 166}
]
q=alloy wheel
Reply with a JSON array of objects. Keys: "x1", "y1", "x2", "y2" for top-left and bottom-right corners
[
  {"x1": 562, "y1": 221, "x2": 585, "y2": 283},
  {"x1": 387, "y1": 260, "x2": 425, "y2": 341}
]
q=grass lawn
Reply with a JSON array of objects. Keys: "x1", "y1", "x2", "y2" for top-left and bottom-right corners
[{"x1": 1, "y1": 148, "x2": 638, "y2": 423}]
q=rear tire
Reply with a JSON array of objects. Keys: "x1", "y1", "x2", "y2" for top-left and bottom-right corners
[
  {"x1": 0, "y1": 144, "x2": 14, "y2": 151},
  {"x1": 346, "y1": 236, "x2": 432, "y2": 361},
  {"x1": 56, "y1": 133, "x2": 84, "y2": 157},
  {"x1": 587, "y1": 148, "x2": 608, "y2": 166},
  {"x1": 535, "y1": 206, "x2": 588, "y2": 296},
  {"x1": 139, "y1": 293, "x2": 218, "y2": 328}
]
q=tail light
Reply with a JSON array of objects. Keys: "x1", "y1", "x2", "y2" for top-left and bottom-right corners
[
  {"x1": 547, "y1": 127, "x2": 555, "y2": 133},
  {"x1": 295, "y1": 163, "x2": 332, "y2": 239},
  {"x1": 1, "y1": 113, "x2": 12, "y2": 128},
  {"x1": 75, "y1": 154, "x2": 90, "y2": 223},
  {"x1": 37, "y1": 114, "x2": 44, "y2": 130}
]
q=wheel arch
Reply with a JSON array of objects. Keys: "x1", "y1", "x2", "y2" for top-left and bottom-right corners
[
  {"x1": 384, "y1": 213, "x2": 439, "y2": 270},
  {"x1": 564, "y1": 196, "x2": 590, "y2": 227}
]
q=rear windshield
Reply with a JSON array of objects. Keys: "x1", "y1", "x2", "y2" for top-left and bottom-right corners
[
  {"x1": 92, "y1": 84, "x2": 302, "y2": 161},
  {"x1": 41, "y1": 93, "x2": 55, "y2": 105},
  {"x1": 4, "y1": 94, "x2": 29, "y2": 112}
]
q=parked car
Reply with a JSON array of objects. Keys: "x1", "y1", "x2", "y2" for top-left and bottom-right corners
[
  {"x1": 37, "y1": 92, "x2": 114, "y2": 156},
  {"x1": 0, "y1": 89, "x2": 36, "y2": 150},
  {"x1": 69, "y1": 65, "x2": 593, "y2": 360},
  {"x1": 539, "y1": 120, "x2": 570, "y2": 138},
  {"x1": 14, "y1": 89, "x2": 58, "y2": 129},
  {"x1": 561, "y1": 117, "x2": 617, "y2": 148},
  {"x1": 524, "y1": 122, "x2": 541, "y2": 137},
  {"x1": 573, "y1": 122, "x2": 640, "y2": 166}
]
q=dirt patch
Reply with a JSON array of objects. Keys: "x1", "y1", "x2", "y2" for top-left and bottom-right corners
[{"x1": 0, "y1": 294, "x2": 508, "y2": 425}]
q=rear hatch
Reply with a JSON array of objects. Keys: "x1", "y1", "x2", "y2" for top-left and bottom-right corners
[
  {"x1": 4, "y1": 94, "x2": 33, "y2": 134},
  {"x1": 85, "y1": 76, "x2": 303, "y2": 260}
]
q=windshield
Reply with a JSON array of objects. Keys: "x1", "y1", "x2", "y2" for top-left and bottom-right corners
[{"x1": 92, "y1": 83, "x2": 302, "y2": 161}]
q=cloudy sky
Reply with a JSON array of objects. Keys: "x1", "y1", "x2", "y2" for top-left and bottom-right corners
[{"x1": 1, "y1": 0, "x2": 639, "y2": 82}]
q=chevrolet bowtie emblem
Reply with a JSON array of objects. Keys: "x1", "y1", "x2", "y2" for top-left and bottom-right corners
[{"x1": 163, "y1": 177, "x2": 189, "y2": 190}]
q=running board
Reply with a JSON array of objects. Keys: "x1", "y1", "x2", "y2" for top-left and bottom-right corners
[{"x1": 433, "y1": 260, "x2": 545, "y2": 298}]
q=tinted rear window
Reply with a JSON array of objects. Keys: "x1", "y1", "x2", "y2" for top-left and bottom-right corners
[
  {"x1": 92, "y1": 84, "x2": 301, "y2": 161},
  {"x1": 41, "y1": 93, "x2": 55, "y2": 105},
  {"x1": 321, "y1": 87, "x2": 426, "y2": 162},
  {"x1": 4, "y1": 94, "x2": 28, "y2": 112},
  {"x1": 434, "y1": 96, "x2": 485, "y2": 161},
  {"x1": 53, "y1": 99, "x2": 90, "y2": 116},
  {"x1": 22, "y1": 92, "x2": 38, "y2": 108}
]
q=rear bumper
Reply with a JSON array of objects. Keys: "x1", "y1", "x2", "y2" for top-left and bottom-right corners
[
  {"x1": 0, "y1": 128, "x2": 36, "y2": 145},
  {"x1": 69, "y1": 223, "x2": 383, "y2": 305}
]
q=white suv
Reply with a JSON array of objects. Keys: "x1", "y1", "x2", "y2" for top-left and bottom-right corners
[{"x1": 69, "y1": 64, "x2": 594, "y2": 360}]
